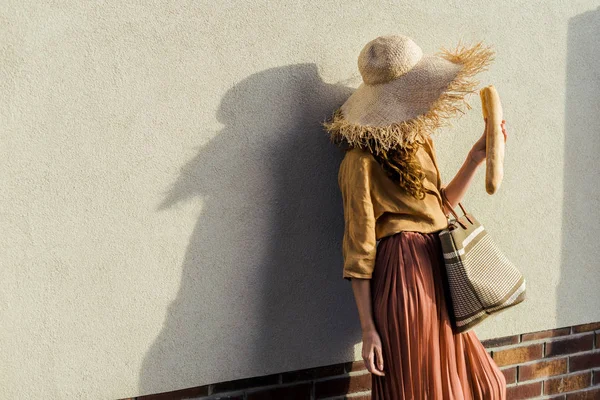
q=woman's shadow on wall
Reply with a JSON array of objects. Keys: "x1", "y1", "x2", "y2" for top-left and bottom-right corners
[
  {"x1": 138, "y1": 64, "x2": 361, "y2": 396},
  {"x1": 558, "y1": 8, "x2": 600, "y2": 327}
]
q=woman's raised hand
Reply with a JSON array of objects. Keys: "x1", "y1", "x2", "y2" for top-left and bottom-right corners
[
  {"x1": 362, "y1": 328, "x2": 385, "y2": 376},
  {"x1": 468, "y1": 118, "x2": 507, "y2": 165}
]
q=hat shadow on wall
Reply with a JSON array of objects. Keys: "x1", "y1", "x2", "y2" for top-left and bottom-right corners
[
  {"x1": 558, "y1": 8, "x2": 600, "y2": 325},
  {"x1": 137, "y1": 64, "x2": 360, "y2": 396}
]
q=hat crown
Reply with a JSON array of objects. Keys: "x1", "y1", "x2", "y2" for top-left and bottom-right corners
[{"x1": 358, "y1": 35, "x2": 423, "y2": 85}]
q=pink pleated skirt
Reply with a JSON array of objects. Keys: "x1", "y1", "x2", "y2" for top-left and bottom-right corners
[{"x1": 370, "y1": 230, "x2": 507, "y2": 400}]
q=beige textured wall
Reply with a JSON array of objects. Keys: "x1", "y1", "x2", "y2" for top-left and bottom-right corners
[{"x1": 2, "y1": 1, "x2": 599, "y2": 399}]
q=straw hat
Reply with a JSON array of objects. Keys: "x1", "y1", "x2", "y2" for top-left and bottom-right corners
[{"x1": 322, "y1": 35, "x2": 495, "y2": 154}]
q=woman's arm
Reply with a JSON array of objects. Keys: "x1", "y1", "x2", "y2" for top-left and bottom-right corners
[
  {"x1": 442, "y1": 119, "x2": 507, "y2": 212},
  {"x1": 441, "y1": 151, "x2": 483, "y2": 213},
  {"x1": 351, "y1": 278, "x2": 385, "y2": 376}
]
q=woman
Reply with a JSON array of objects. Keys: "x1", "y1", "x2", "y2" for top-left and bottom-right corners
[{"x1": 323, "y1": 35, "x2": 508, "y2": 399}]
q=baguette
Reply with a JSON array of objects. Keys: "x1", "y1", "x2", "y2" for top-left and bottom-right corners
[{"x1": 479, "y1": 85, "x2": 504, "y2": 195}]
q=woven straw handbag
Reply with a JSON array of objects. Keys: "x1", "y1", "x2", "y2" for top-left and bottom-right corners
[{"x1": 438, "y1": 188, "x2": 526, "y2": 333}]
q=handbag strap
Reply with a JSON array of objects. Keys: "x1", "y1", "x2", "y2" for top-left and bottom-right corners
[
  {"x1": 440, "y1": 188, "x2": 473, "y2": 227},
  {"x1": 440, "y1": 188, "x2": 459, "y2": 220}
]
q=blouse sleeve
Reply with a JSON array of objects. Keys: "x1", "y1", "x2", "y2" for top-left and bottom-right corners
[{"x1": 338, "y1": 153, "x2": 378, "y2": 281}]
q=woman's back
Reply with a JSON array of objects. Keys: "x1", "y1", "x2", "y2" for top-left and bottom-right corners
[{"x1": 338, "y1": 136, "x2": 448, "y2": 280}]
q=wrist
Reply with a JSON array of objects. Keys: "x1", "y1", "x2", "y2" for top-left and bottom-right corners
[
  {"x1": 361, "y1": 323, "x2": 377, "y2": 334},
  {"x1": 468, "y1": 150, "x2": 484, "y2": 167}
]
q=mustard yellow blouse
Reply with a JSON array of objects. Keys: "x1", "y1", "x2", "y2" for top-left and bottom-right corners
[{"x1": 338, "y1": 136, "x2": 449, "y2": 280}]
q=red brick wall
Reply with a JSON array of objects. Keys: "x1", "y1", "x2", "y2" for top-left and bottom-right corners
[
  {"x1": 127, "y1": 321, "x2": 600, "y2": 400},
  {"x1": 485, "y1": 321, "x2": 600, "y2": 400}
]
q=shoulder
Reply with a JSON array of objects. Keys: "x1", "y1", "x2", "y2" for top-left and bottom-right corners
[
  {"x1": 340, "y1": 147, "x2": 377, "y2": 168},
  {"x1": 338, "y1": 148, "x2": 377, "y2": 185}
]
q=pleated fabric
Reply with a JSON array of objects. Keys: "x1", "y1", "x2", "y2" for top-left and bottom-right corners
[{"x1": 370, "y1": 230, "x2": 507, "y2": 400}]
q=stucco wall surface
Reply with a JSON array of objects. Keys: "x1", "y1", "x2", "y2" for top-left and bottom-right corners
[{"x1": 1, "y1": 1, "x2": 599, "y2": 399}]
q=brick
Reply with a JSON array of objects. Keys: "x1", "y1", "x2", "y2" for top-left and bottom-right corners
[
  {"x1": 545, "y1": 395, "x2": 566, "y2": 400},
  {"x1": 501, "y1": 366, "x2": 517, "y2": 384},
  {"x1": 565, "y1": 387, "x2": 600, "y2": 399},
  {"x1": 211, "y1": 374, "x2": 279, "y2": 394},
  {"x1": 314, "y1": 373, "x2": 371, "y2": 399},
  {"x1": 505, "y1": 381, "x2": 542, "y2": 399},
  {"x1": 594, "y1": 369, "x2": 600, "y2": 385},
  {"x1": 493, "y1": 343, "x2": 543, "y2": 367},
  {"x1": 344, "y1": 394, "x2": 372, "y2": 400},
  {"x1": 481, "y1": 334, "x2": 520, "y2": 348},
  {"x1": 596, "y1": 332, "x2": 600, "y2": 349},
  {"x1": 522, "y1": 327, "x2": 571, "y2": 342},
  {"x1": 546, "y1": 334, "x2": 595, "y2": 358},
  {"x1": 570, "y1": 351, "x2": 600, "y2": 372},
  {"x1": 344, "y1": 360, "x2": 367, "y2": 373},
  {"x1": 247, "y1": 383, "x2": 311, "y2": 400},
  {"x1": 208, "y1": 396, "x2": 244, "y2": 400},
  {"x1": 281, "y1": 363, "x2": 345, "y2": 383},
  {"x1": 345, "y1": 395, "x2": 371, "y2": 400},
  {"x1": 544, "y1": 371, "x2": 592, "y2": 395},
  {"x1": 136, "y1": 385, "x2": 210, "y2": 400},
  {"x1": 572, "y1": 323, "x2": 600, "y2": 334},
  {"x1": 517, "y1": 357, "x2": 567, "y2": 381}
]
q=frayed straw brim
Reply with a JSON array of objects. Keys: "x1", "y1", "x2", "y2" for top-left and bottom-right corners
[{"x1": 322, "y1": 41, "x2": 495, "y2": 154}]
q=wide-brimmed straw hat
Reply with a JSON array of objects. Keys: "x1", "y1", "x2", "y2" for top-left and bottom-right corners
[{"x1": 322, "y1": 34, "x2": 494, "y2": 154}]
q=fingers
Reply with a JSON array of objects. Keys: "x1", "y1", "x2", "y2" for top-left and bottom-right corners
[
  {"x1": 375, "y1": 345, "x2": 385, "y2": 374},
  {"x1": 370, "y1": 353, "x2": 385, "y2": 376},
  {"x1": 363, "y1": 348, "x2": 385, "y2": 376},
  {"x1": 367, "y1": 349, "x2": 379, "y2": 376},
  {"x1": 362, "y1": 349, "x2": 372, "y2": 373},
  {"x1": 364, "y1": 349, "x2": 374, "y2": 374}
]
